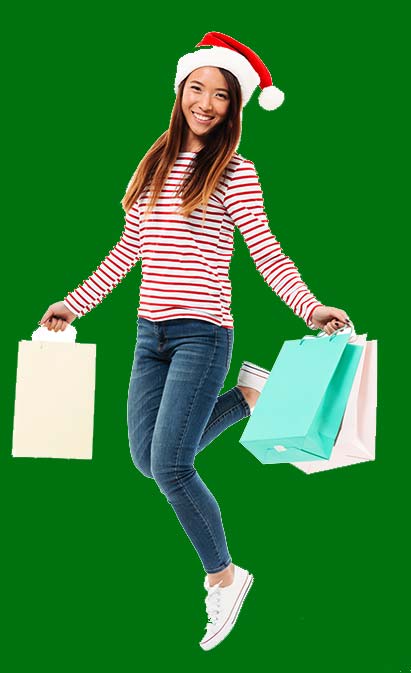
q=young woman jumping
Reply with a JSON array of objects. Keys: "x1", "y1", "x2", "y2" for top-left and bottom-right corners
[{"x1": 39, "y1": 32, "x2": 350, "y2": 650}]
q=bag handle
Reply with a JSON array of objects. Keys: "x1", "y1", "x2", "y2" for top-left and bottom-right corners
[
  {"x1": 31, "y1": 324, "x2": 77, "y2": 343},
  {"x1": 299, "y1": 319, "x2": 357, "y2": 346}
]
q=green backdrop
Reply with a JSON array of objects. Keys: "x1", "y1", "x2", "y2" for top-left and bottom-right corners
[{"x1": 1, "y1": 1, "x2": 408, "y2": 672}]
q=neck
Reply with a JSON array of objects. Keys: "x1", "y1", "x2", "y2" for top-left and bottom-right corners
[{"x1": 180, "y1": 145, "x2": 203, "y2": 153}]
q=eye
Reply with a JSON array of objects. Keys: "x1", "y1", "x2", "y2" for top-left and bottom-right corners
[{"x1": 190, "y1": 86, "x2": 227, "y2": 99}]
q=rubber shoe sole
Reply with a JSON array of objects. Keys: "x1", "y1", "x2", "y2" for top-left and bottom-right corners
[{"x1": 237, "y1": 361, "x2": 270, "y2": 393}]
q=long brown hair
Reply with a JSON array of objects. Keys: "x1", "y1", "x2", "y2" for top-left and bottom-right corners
[{"x1": 120, "y1": 67, "x2": 242, "y2": 226}]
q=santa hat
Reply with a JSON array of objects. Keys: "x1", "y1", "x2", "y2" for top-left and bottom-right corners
[{"x1": 174, "y1": 31, "x2": 284, "y2": 111}]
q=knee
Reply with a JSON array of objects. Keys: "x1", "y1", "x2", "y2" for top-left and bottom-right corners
[
  {"x1": 129, "y1": 446, "x2": 154, "y2": 479},
  {"x1": 151, "y1": 462, "x2": 196, "y2": 497}
]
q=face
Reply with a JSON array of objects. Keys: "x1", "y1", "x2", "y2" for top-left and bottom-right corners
[{"x1": 181, "y1": 66, "x2": 231, "y2": 147}]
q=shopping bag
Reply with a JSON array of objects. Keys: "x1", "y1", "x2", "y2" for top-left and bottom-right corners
[
  {"x1": 239, "y1": 323, "x2": 363, "y2": 464},
  {"x1": 291, "y1": 333, "x2": 377, "y2": 473},
  {"x1": 12, "y1": 324, "x2": 96, "y2": 459}
]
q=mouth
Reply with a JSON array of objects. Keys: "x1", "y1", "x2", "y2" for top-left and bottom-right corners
[{"x1": 192, "y1": 111, "x2": 214, "y2": 124}]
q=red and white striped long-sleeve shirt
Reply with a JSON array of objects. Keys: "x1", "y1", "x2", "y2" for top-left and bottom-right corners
[{"x1": 63, "y1": 151, "x2": 323, "y2": 329}]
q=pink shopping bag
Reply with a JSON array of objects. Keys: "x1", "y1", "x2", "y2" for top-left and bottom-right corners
[{"x1": 291, "y1": 331, "x2": 377, "y2": 474}]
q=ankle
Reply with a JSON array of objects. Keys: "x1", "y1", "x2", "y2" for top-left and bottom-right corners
[
  {"x1": 237, "y1": 385, "x2": 260, "y2": 409},
  {"x1": 208, "y1": 563, "x2": 235, "y2": 587}
]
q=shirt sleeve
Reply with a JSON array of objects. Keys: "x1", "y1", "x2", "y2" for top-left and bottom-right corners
[
  {"x1": 223, "y1": 159, "x2": 324, "y2": 330},
  {"x1": 63, "y1": 202, "x2": 141, "y2": 318}
]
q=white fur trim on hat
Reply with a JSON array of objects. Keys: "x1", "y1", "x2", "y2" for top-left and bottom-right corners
[{"x1": 174, "y1": 46, "x2": 260, "y2": 107}]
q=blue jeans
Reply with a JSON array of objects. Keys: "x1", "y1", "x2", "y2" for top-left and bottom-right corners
[{"x1": 127, "y1": 317, "x2": 251, "y2": 574}]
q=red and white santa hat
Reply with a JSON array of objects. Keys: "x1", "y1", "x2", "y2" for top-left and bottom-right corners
[{"x1": 174, "y1": 31, "x2": 285, "y2": 111}]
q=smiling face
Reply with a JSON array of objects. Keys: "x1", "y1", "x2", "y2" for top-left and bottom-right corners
[{"x1": 181, "y1": 66, "x2": 231, "y2": 151}]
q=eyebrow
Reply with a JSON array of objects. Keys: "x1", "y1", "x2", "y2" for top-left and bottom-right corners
[{"x1": 189, "y1": 79, "x2": 229, "y2": 93}]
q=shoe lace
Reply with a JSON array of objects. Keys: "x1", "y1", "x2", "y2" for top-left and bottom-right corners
[{"x1": 204, "y1": 581, "x2": 222, "y2": 628}]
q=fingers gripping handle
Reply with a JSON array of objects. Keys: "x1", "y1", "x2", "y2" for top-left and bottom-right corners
[{"x1": 301, "y1": 318, "x2": 357, "y2": 344}]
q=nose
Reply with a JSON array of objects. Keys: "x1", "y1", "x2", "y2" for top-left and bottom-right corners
[{"x1": 199, "y1": 94, "x2": 213, "y2": 112}]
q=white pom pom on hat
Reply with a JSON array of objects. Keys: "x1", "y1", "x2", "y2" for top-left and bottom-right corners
[
  {"x1": 258, "y1": 85, "x2": 285, "y2": 111},
  {"x1": 174, "y1": 31, "x2": 285, "y2": 111}
]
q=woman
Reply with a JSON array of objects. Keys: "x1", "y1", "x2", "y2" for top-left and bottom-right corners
[{"x1": 39, "y1": 32, "x2": 350, "y2": 650}]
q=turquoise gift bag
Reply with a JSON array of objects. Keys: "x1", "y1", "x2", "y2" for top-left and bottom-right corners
[{"x1": 239, "y1": 326, "x2": 363, "y2": 464}]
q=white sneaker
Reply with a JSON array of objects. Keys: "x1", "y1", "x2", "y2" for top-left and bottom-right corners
[
  {"x1": 199, "y1": 564, "x2": 254, "y2": 651},
  {"x1": 237, "y1": 361, "x2": 271, "y2": 413}
]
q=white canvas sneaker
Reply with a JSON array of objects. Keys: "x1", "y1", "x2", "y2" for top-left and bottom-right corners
[
  {"x1": 237, "y1": 360, "x2": 271, "y2": 413},
  {"x1": 199, "y1": 564, "x2": 254, "y2": 651}
]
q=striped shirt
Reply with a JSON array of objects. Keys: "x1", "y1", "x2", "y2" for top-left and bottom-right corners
[{"x1": 63, "y1": 151, "x2": 323, "y2": 329}]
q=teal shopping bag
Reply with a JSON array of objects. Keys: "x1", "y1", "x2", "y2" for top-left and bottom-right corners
[{"x1": 239, "y1": 330, "x2": 363, "y2": 464}]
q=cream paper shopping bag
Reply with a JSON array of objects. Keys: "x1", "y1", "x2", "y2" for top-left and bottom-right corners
[
  {"x1": 291, "y1": 331, "x2": 377, "y2": 474},
  {"x1": 12, "y1": 325, "x2": 96, "y2": 459}
]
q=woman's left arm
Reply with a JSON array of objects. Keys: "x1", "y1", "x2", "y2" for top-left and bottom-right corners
[{"x1": 223, "y1": 159, "x2": 350, "y2": 334}]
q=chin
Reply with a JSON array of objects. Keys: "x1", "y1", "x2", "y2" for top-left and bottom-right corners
[{"x1": 188, "y1": 124, "x2": 209, "y2": 136}]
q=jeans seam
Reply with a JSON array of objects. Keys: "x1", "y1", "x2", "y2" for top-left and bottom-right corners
[
  {"x1": 173, "y1": 326, "x2": 227, "y2": 571},
  {"x1": 206, "y1": 556, "x2": 232, "y2": 574},
  {"x1": 225, "y1": 327, "x2": 232, "y2": 369},
  {"x1": 233, "y1": 385, "x2": 251, "y2": 416},
  {"x1": 203, "y1": 398, "x2": 248, "y2": 437}
]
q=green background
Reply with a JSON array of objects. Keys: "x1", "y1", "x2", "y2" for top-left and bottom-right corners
[{"x1": 1, "y1": 1, "x2": 408, "y2": 671}]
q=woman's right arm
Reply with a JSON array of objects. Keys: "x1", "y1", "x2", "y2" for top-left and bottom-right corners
[{"x1": 39, "y1": 204, "x2": 141, "y2": 330}]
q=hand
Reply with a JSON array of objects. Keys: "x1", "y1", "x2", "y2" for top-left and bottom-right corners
[
  {"x1": 310, "y1": 305, "x2": 350, "y2": 335},
  {"x1": 38, "y1": 301, "x2": 77, "y2": 332}
]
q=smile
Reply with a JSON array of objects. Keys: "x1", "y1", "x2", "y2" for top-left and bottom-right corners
[{"x1": 192, "y1": 111, "x2": 214, "y2": 124}]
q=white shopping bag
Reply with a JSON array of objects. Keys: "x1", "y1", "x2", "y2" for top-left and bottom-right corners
[
  {"x1": 291, "y1": 330, "x2": 377, "y2": 474},
  {"x1": 12, "y1": 324, "x2": 96, "y2": 459}
]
